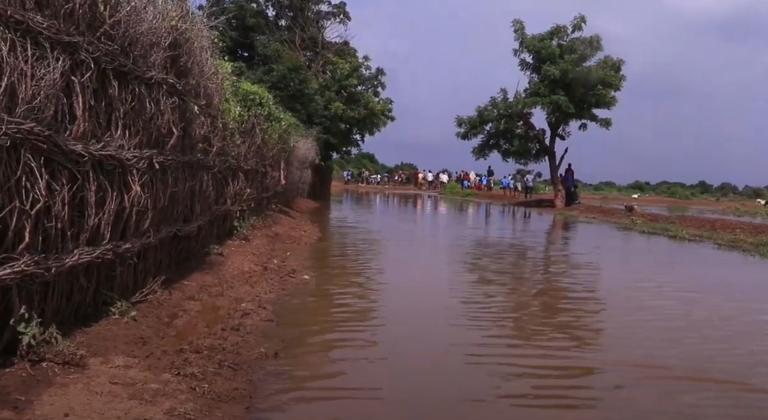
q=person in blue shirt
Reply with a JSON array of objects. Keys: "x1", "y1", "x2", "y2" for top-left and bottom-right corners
[{"x1": 500, "y1": 176, "x2": 510, "y2": 195}]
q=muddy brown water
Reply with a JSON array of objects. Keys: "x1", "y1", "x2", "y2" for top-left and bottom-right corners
[{"x1": 253, "y1": 191, "x2": 768, "y2": 420}]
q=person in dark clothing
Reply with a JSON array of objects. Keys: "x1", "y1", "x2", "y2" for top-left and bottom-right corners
[
  {"x1": 486, "y1": 165, "x2": 495, "y2": 191},
  {"x1": 563, "y1": 163, "x2": 575, "y2": 206}
]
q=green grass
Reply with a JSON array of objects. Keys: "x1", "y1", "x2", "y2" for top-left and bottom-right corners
[
  {"x1": 440, "y1": 182, "x2": 477, "y2": 198},
  {"x1": 715, "y1": 205, "x2": 768, "y2": 220},
  {"x1": 566, "y1": 212, "x2": 768, "y2": 259}
]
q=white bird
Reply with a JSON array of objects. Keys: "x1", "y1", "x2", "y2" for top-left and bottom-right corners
[
  {"x1": 757, "y1": 199, "x2": 766, "y2": 206},
  {"x1": 631, "y1": 194, "x2": 639, "y2": 199}
]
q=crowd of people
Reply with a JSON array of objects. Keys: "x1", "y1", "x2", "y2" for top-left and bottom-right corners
[{"x1": 341, "y1": 163, "x2": 580, "y2": 206}]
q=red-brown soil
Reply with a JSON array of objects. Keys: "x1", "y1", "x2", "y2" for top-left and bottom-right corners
[{"x1": 0, "y1": 199, "x2": 321, "y2": 420}]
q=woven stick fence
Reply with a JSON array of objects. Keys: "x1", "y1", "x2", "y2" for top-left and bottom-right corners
[{"x1": 0, "y1": 0, "x2": 314, "y2": 353}]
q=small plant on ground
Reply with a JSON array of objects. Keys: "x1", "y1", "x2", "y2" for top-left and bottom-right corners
[
  {"x1": 102, "y1": 292, "x2": 137, "y2": 321},
  {"x1": 11, "y1": 305, "x2": 72, "y2": 363},
  {"x1": 207, "y1": 244, "x2": 224, "y2": 256},
  {"x1": 233, "y1": 211, "x2": 260, "y2": 239},
  {"x1": 233, "y1": 211, "x2": 270, "y2": 239},
  {"x1": 109, "y1": 299, "x2": 137, "y2": 321}
]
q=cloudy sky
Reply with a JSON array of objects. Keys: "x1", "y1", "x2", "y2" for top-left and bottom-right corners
[{"x1": 345, "y1": 0, "x2": 768, "y2": 185}]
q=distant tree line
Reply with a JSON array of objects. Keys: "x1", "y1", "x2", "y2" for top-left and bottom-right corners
[
  {"x1": 332, "y1": 152, "x2": 417, "y2": 177},
  {"x1": 575, "y1": 180, "x2": 768, "y2": 200}
]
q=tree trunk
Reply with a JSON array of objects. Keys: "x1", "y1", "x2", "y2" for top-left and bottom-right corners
[
  {"x1": 548, "y1": 152, "x2": 565, "y2": 208},
  {"x1": 307, "y1": 162, "x2": 333, "y2": 202}
]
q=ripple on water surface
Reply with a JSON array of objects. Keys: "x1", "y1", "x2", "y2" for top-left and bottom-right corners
[{"x1": 254, "y1": 191, "x2": 768, "y2": 420}]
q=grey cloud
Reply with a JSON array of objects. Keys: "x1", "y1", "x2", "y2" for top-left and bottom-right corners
[{"x1": 348, "y1": 0, "x2": 768, "y2": 185}]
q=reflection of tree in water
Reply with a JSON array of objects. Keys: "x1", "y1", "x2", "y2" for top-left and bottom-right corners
[
  {"x1": 463, "y1": 214, "x2": 603, "y2": 350},
  {"x1": 457, "y1": 214, "x2": 605, "y2": 408},
  {"x1": 262, "y1": 200, "x2": 383, "y2": 407}
]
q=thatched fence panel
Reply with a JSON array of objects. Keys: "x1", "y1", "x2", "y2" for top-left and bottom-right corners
[{"x1": 0, "y1": 0, "x2": 314, "y2": 354}]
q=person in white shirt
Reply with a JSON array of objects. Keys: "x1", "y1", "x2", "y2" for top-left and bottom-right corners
[
  {"x1": 524, "y1": 171, "x2": 535, "y2": 199},
  {"x1": 426, "y1": 170, "x2": 435, "y2": 190},
  {"x1": 438, "y1": 172, "x2": 448, "y2": 189}
]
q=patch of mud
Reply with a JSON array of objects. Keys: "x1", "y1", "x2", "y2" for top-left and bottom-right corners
[{"x1": 0, "y1": 199, "x2": 321, "y2": 420}]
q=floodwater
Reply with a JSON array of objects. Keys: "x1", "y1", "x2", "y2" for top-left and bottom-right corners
[
  {"x1": 599, "y1": 202, "x2": 767, "y2": 223},
  {"x1": 254, "y1": 191, "x2": 768, "y2": 420}
]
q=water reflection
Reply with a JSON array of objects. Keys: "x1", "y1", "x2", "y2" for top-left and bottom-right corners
[
  {"x1": 256, "y1": 191, "x2": 768, "y2": 420},
  {"x1": 255, "y1": 199, "x2": 385, "y2": 415},
  {"x1": 456, "y1": 214, "x2": 605, "y2": 410}
]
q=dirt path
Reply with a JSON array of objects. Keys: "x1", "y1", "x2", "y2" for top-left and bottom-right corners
[{"x1": 0, "y1": 199, "x2": 321, "y2": 420}]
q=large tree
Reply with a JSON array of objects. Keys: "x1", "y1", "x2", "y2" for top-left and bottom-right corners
[
  {"x1": 203, "y1": 0, "x2": 395, "y2": 197},
  {"x1": 455, "y1": 14, "x2": 626, "y2": 207}
]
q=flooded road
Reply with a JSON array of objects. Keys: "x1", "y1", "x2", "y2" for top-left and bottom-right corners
[{"x1": 254, "y1": 191, "x2": 768, "y2": 420}]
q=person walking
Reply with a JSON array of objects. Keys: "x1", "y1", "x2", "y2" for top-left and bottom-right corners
[
  {"x1": 524, "y1": 170, "x2": 534, "y2": 199},
  {"x1": 512, "y1": 172, "x2": 522, "y2": 198},
  {"x1": 501, "y1": 175, "x2": 510, "y2": 195}
]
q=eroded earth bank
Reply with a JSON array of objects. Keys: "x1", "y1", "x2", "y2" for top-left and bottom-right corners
[{"x1": 0, "y1": 199, "x2": 320, "y2": 420}]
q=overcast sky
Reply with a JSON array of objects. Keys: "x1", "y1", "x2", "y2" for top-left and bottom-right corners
[{"x1": 346, "y1": 0, "x2": 768, "y2": 185}]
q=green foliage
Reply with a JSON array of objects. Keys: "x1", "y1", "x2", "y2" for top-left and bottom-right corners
[
  {"x1": 204, "y1": 0, "x2": 395, "y2": 163},
  {"x1": 454, "y1": 14, "x2": 626, "y2": 206},
  {"x1": 392, "y1": 161, "x2": 418, "y2": 172},
  {"x1": 219, "y1": 61, "x2": 302, "y2": 149},
  {"x1": 455, "y1": 88, "x2": 547, "y2": 165},
  {"x1": 11, "y1": 306, "x2": 63, "y2": 361},
  {"x1": 442, "y1": 182, "x2": 476, "y2": 197},
  {"x1": 332, "y1": 151, "x2": 391, "y2": 175},
  {"x1": 580, "y1": 179, "x2": 768, "y2": 200},
  {"x1": 741, "y1": 185, "x2": 768, "y2": 200}
]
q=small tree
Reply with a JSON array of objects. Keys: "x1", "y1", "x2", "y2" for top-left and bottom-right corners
[{"x1": 455, "y1": 14, "x2": 626, "y2": 207}]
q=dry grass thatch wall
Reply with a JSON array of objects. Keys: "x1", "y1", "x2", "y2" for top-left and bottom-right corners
[{"x1": 0, "y1": 0, "x2": 315, "y2": 353}]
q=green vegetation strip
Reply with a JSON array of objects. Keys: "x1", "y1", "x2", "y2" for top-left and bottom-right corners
[
  {"x1": 440, "y1": 182, "x2": 477, "y2": 198},
  {"x1": 566, "y1": 212, "x2": 768, "y2": 259}
]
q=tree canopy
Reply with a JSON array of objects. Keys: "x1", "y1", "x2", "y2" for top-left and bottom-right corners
[
  {"x1": 455, "y1": 14, "x2": 626, "y2": 207},
  {"x1": 202, "y1": 0, "x2": 395, "y2": 163},
  {"x1": 333, "y1": 151, "x2": 390, "y2": 174}
]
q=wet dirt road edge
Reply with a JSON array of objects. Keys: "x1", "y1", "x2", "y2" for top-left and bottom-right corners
[{"x1": 0, "y1": 198, "x2": 322, "y2": 420}]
